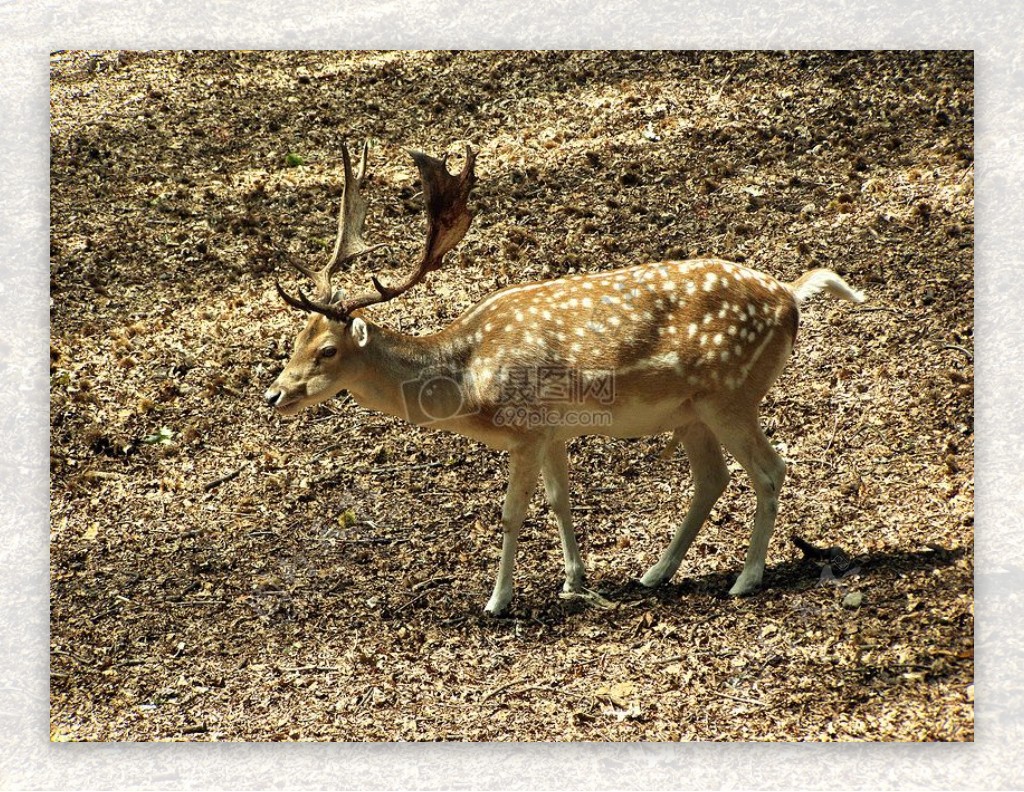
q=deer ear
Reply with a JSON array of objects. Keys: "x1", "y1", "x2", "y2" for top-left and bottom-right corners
[{"x1": 351, "y1": 317, "x2": 369, "y2": 348}]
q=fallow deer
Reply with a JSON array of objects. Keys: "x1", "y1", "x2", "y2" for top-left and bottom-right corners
[{"x1": 264, "y1": 141, "x2": 865, "y2": 615}]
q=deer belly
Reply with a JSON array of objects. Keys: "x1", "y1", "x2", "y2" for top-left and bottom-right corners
[
  {"x1": 540, "y1": 395, "x2": 695, "y2": 441},
  {"x1": 597, "y1": 396, "x2": 695, "y2": 438}
]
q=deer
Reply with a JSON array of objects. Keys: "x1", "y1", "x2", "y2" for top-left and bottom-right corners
[{"x1": 264, "y1": 141, "x2": 866, "y2": 616}]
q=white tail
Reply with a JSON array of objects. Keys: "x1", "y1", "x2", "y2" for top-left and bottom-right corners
[
  {"x1": 789, "y1": 267, "x2": 866, "y2": 306},
  {"x1": 265, "y1": 143, "x2": 866, "y2": 615}
]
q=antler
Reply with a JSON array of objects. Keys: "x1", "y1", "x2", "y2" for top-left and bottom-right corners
[
  {"x1": 276, "y1": 142, "x2": 476, "y2": 324},
  {"x1": 336, "y1": 144, "x2": 476, "y2": 317},
  {"x1": 275, "y1": 140, "x2": 381, "y2": 322}
]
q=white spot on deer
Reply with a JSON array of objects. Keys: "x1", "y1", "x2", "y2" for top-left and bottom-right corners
[
  {"x1": 581, "y1": 297, "x2": 593, "y2": 309},
  {"x1": 734, "y1": 344, "x2": 743, "y2": 356},
  {"x1": 542, "y1": 309, "x2": 552, "y2": 321},
  {"x1": 688, "y1": 323, "x2": 698, "y2": 337},
  {"x1": 575, "y1": 326, "x2": 586, "y2": 337},
  {"x1": 727, "y1": 325, "x2": 737, "y2": 336},
  {"x1": 504, "y1": 324, "x2": 514, "y2": 332},
  {"x1": 699, "y1": 334, "x2": 708, "y2": 346},
  {"x1": 703, "y1": 273, "x2": 718, "y2": 292},
  {"x1": 609, "y1": 315, "x2": 621, "y2": 327},
  {"x1": 713, "y1": 333, "x2": 724, "y2": 345},
  {"x1": 571, "y1": 341, "x2": 582, "y2": 354},
  {"x1": 484, "y1": 322, "x2": 494, "y2": 332},
  {"x1": 582, "y1": 281, "x2": 594, "y2": 290},
  {"x1": 702, "y1": 313, "x2": 713, "y2": 325},
  {"x1": 721, "y1": 350, "x2": 730, "y2": 361},
  {"x1": 662, "y1": 281, "x2": 676, "y2": 292},
  {"x1": 514, "y1": 310, "x2": 524, "y2": 322},
  {"x1": 687, "y1": 374, "x2": 700, "y2": 385},
  {"x1": 668, "y1": 326, "x2": 677, "y2": 335}
]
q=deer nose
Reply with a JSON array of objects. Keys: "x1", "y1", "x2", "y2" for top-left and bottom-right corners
[{"x1": 264, "y1": 388, "x2": 283, "y2": 407}]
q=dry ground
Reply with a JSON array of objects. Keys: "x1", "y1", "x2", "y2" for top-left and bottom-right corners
[{"x1": 49, "y1": 50, "x2": 973, "y2": 741}]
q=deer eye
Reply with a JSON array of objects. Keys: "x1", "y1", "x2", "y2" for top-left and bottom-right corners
[{"x1": 319, "y1": 346, "x2": 337, "y2": 360}]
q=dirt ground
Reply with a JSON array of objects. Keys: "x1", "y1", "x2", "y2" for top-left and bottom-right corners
[{"x1": 49, "y1": 50, "x2": 973, "y2": 741}]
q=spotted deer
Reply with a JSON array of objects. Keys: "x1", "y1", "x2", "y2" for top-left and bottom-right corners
[{"x1": 265, "y1": 141, "x2": 865, "y2": 615}]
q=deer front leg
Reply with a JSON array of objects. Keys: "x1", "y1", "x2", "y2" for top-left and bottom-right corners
[
  {"x1": 485, "y1": 442, "x2": 544, "y2": 615},
  {"x1": 542, "y1": 441, "x2": 585, "y2": 594}
]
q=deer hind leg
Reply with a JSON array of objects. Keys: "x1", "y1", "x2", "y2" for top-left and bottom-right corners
[
  {"x1": 485, "y1": 442, "x2": 544, "y2": 615},
  {"x1": 640, "y1": 423, "x2": 730, "y2": 587},
  {"x1": 541, "y1": 441, "x2": 585, "y2": 594},
  {"x1": 698, "y1": 406, "x2": 787, "y2": 596}
]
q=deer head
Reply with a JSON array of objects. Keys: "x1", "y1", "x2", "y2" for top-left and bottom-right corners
[{"x1": 264, "y1": 141, "x2": 476, "y2": 416}]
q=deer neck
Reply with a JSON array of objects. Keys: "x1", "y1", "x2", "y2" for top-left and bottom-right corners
[{"x1": 346, "y1": 320, "x2": 470, "y2": 422}]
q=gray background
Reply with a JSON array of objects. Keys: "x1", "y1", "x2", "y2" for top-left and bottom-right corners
[{"x1": 4, "y1": 0, "x2": 1009, "y2": 788}]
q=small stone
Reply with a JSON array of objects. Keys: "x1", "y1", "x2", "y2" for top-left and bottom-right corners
[{"x1": 842, "y1": 591, "x2": 864, "y2": 609}]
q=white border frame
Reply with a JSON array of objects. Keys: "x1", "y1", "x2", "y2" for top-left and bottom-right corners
[{"x1": 6, "y1": 1, "x2": 1011, "y2": 787}]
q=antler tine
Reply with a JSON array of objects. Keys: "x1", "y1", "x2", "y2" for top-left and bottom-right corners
[
  {"x1": 276, "y1": 139, "x2": 381, "y2": 321},
  {"x1": 355, "y1": 138, "x2": 370, "y2": 182},
  {"x1": 338, "y1": 144, "x2": 476, "y2": 316},
  {"x1": 274, "y1": 281, "x2": 348, "y2": 322},
  {"x1": 318, "y1": 139, "x2": 374, "y2": 291}
]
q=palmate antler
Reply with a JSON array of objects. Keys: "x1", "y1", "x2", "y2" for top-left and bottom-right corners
[{"x1": 276, "y1": 141, "x2": 476, "y2": 324}]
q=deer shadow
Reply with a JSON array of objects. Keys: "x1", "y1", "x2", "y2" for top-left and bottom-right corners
[{"x1": 505, "y1": 542, "x2": 971, "y2": 625}]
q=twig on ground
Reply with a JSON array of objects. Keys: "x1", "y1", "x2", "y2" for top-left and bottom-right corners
[
  {"x1": 942, "y1": 344, "x2": 973, "y2": 363},
  {"x1": 394, "y1": 590, "x2": 431, "y2": 613},
  {"x1": 52, "y1": 648, "x2": 95, "y2": 667},
  {"x1": 204, "y1": 465, "x2": 245, "y2": 491},
  {"x1": 558, "y1": 587, "x2": 618, "y2": 609},
  {"x1": 480, "y1": 676, "x2": 531, "y2": 703}
]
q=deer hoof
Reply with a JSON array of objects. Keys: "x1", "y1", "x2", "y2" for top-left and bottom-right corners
[{"x1": 728, "y1": 573, "x2": 762, "y2": 597}]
